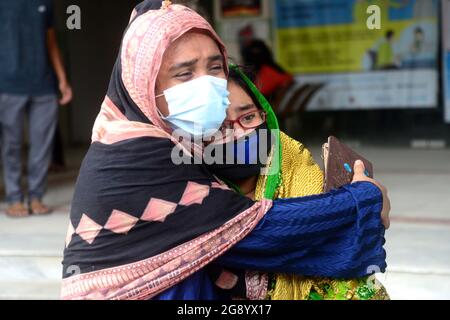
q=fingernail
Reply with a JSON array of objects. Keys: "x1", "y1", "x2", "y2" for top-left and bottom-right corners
[
  {"x1": 355, "y1": 160, "x2": 362, "y2": 165},
  {"x1": 344, "y1": 163, "x2": 352, "y2": 173}
]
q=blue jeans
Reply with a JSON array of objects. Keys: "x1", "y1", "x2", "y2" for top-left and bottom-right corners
[{"x1": 0, "y1": 94, "x2": 58, "y2": 203}]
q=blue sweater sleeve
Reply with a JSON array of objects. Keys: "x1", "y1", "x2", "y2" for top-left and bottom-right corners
[{"x1": 216, "y1": 181, "x2": 387, "y2": 279}]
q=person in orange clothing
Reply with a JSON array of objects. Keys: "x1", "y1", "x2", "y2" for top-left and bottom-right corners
[{"x1": 241, "y1": 39, "x2": 294, "y2": 99}]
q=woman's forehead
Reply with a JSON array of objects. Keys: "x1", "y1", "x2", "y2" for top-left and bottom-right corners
[
  {"x1": 227, "y1": 81, "x2": 262, "y2": 115},
  {"x1": 164, "y1": 31, "x2": 223, "y2": 65},
  {"x1": 228, "y1": 82, "x2": 252, "y2": 101}
]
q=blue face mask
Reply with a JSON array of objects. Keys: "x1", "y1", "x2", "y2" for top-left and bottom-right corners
[
  {"x1": 157, "y1": 75, "x2": 230, "y2": 139},
  {"x1": 205, "y1": 123, "x2": 274, "y2": 181}
]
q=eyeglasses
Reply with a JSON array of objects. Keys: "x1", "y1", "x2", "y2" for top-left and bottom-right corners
[{"x1": 220, "y1": 110, "x2": 266, "y2": 131}]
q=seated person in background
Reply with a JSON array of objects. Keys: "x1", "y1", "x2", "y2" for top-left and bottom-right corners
[{"x1": 241, "y1": 39, "x2": 294, "y2": 101}]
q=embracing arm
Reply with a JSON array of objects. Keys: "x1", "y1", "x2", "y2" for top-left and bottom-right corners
[{"x1": 216, "y1": 181, "x2": 386, "y2": 279}]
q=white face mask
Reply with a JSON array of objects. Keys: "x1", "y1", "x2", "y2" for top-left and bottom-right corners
[{"x1": 156, "y1": 75, "x2": 230, "y2": 139}]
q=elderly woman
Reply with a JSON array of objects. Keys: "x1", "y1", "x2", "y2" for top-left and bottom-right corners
[{"x1": 61, "y1": 1, "x2": 389, "y2": 300}]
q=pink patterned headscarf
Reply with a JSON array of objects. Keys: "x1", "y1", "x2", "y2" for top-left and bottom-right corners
[{"x1": 97, "y1": 4, "x2": 227, "y2": 139}]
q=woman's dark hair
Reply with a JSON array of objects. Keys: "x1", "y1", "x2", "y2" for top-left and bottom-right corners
[
  {"x1": 241, "y1": 39, "x2": 287, "y2": 74},
  {"x1": 386, "y1": 30, "x2": 395, "y2": 39},
  {"x1": 134, "y1": 0, "x2": 164, "y2": 13},
  {"x1": 228, "y1": 66, "x2": 263, "y2": 110}
]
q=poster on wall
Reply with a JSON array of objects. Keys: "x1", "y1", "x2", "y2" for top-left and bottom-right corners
[
  {"x1": 215, "y1": 0, "x2": 270, "y2": 64},
  {"x1": 443, "y1": 0, "x2": 450, "y2": 124},
  {"x1": 221, "y1": 0, "x2": 262, "y2": 18},
  {"x1": 274, "y1": 0, "x2": 439, "y2": 111}
]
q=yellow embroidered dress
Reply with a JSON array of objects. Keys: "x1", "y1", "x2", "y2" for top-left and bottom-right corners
[
  {"x1": 255, "y1": 133, "x2": 389, "y2": 300},
  {"x1": 231, "y1": 65, "x2": 389, "y2": 300}
]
